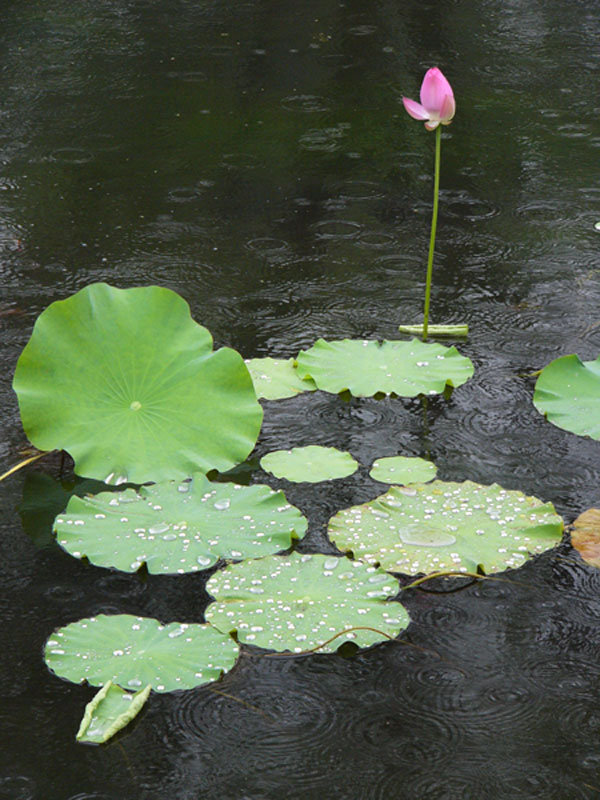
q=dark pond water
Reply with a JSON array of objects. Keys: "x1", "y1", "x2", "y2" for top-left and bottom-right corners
[{"x1": 2, "y1": 0, "x2": 600, "y2": 797}]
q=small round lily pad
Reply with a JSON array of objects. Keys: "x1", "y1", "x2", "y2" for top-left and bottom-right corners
[
  {"x1": 245, "y1": 357, "x2": 317, "y2": 400},
  {"x1": 206, "y1": 552, "x2": 409, "y2": 653},
  {"x1": 369, "y1": 456, "x2": 437, "y2": 485},
  {"x1": 533, "y1": 353, "x2": 600, "y2": 439},
  {"x1": 260, "y1": 445, "x2": 359, "y2": 483},
  {"x1": 13, "y1": 283, "x2": 263, "y2": 484},
  {"x1": 44, "y1": 614, "x2": 240, "y2": 692},
  {"x1": 328, "y1": 480, "x2": 563, "y2": 575},
  {"x1": 54, "y1": 473, "x2": 307, "y2": 574},
  {"x1": 295, "y1": 338, "x2": 474, "y2": 397}
]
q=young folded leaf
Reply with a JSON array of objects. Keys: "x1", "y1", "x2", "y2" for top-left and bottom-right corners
[{"x1": 77, "y1": 681, "x2": 151, "y2": 744}]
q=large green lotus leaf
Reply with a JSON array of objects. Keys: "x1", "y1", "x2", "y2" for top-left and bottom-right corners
[
  {"x1": 295, "y1": 338, "x2": 474, "y2": 397},
  {"x1": 54, "y1": 473, "x2": 307, "y2": 574},
  {"x1": 76, "y1": 681, "x2": 151, "y2": 744},
  {"x1": 13, "y1": 283, "x2": 263, "y2": 484},
  {"x1": 260, "y1": 445, "x2": 358, "y2": 483},
  {"x1": 245, "y1": 357, "x2": 317, "y2": 400},
  {"x1": 533, "y1": 354, "x2": 600, "y2": 439},
  {"x1": 206, "y1": 552, "x2": 409, "y2": 653},
  {"x1": 369, "y1": 456, "x2": 437, "y2": 485},
  {"x1": 328, "y1": 480, "x2": 563, "y2": 575},
  {"x1": 45, "y1": 614, "x2": 240, "y2": 692}
]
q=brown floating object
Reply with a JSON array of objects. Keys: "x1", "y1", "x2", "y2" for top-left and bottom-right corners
[{"x1": 571, "y1": 508, "x2": 600, "y2": 567}]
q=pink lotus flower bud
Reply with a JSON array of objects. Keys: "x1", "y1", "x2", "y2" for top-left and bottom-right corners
[{"x1": 402, "y1": 67, "x2": 456, "y2": 131}]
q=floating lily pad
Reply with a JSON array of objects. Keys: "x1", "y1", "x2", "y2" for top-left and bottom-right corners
[
  {"x1": 533, "y1": 354, "x2": 600, "y2": 439},
  {"x1": 206, "y1": 552, "x2": 409, "y2": 653},
  {"x1": 570, "y1": 508, "x2": 600, "y2": 567},
  {"x1": 45, "y1": 614, "x2": 240, "y2": 692},
  {"x1": 260, "y1": 445, "x2": 359, "y2": 483},
  {"x1": 328, "y1": 480, "x2": 563, "y2": 575},
  {"x1": 295, "y1": 338, "x2": 473, "y2": 397},
  {"x1": 77, "y1": 681, "x2": 151, "y2": 744},
  {"x1": 369, "y1": 456, "x2": 437, "y2": 485},
  {"x1": 54, "y1": 473, "x2": 307, "y2": 574},
  {"x1": 245, "y1": 357, "x2": 317, "y2": 400},
  {"x1": 13, "y1": 283, "x2": 263, "y2": 484}
]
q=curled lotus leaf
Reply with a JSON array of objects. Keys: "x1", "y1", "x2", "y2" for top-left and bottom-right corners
[
  {"x1": 328, "y1": 480, "x2": 563, "y2": 575},
  {"x1": 295, "y1": 338, "x2": 473, "y2": 397},
  {"x1": 53, "y1": 473, "x2": 307, "y2": 574},
  {"x1": 570, "y1": 508, "x2": 600, "y2": 568},
  {"x1": 260, "y1": 445, "x2": 359, "y2": 483},
  {"x1": 13, "y1": 283, "x2": 263, "y2": 484},
  {"x1": 45, "y1": 614, "x2": 240, "y2": 692},
  {"x1": 369, "y1": 456, "x2": 437, "y2": 485},
  {"x1": 76, "y1": 681, "x2": 151, "y2": 744},
  {"x1": 206, "y1": 552, "x2": 409, "y2": 653},
  {"x1": 533, "y1": 354, "x2": 600, "y2": 439},
  {"x1": 245, "y1": 357, "x2": 317, "y2": 400}
]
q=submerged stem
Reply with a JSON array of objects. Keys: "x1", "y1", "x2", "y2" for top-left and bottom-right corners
[
  {"x1": 423, "y1": 125, "x2": 441, "y2": 341},
  {"x1": 0, "y1": 451, "x2": 50, "y2": 482},
  {"x1": 401, "y1": 570, "x2": 533, "y2": 592},
  {"x1": 402, "y1": 570, "x2": 485, "y2": 591}
]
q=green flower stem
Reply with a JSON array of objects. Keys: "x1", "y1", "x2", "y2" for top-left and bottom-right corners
[{"x1": 423, "y1": 125, "x2": 441, "y2": 341}]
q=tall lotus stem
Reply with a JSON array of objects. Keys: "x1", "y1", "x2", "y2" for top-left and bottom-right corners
[{"x1": 423, "y1": 125, "x2": 441, "y2": 341}]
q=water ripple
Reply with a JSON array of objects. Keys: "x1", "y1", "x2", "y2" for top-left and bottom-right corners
[
  {"x1": 49, "y1": 147, "x2": 95, "y2": 165},
  {"x1": 166, "y1": 186, "x2": 204, "y2": 203},
  {"x1": 311, "y1": 219, "x2": 363, "y2": 239},
  {"x1": 220, "y1": 152, "x2": 260, "y2": 170},
  {"x1": 441, "y1": 192, "x2": 500, "y2": 222},
  {"x1": 0, "y1": 776, "x2": 36, "y2": 800},
  {"x1": 404, "y1": 769, "x2": 495, "y2": 799},
  {"x1": 245, "y1": 237, "x2": 290, "y2": 255},
  {"x1": 299, "y1": 125, "x2": 349, "y2": 152},
  {"x1": 335, "y1": 179, "x2": 384, "y2": 201},
  {"x1": 281, "y1": 94, "x2": 330, "y2": 113},
  {"x1": 166, "y1": 70, "x2": 207, "y2": 82},
  {"x1": 67, "y1": 794, "x2": 118, "y2": 800}
]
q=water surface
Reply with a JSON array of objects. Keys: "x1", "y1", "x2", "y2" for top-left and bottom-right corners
[{"x1": 2, "y1": 1, "x2": 600, "y2": 797}]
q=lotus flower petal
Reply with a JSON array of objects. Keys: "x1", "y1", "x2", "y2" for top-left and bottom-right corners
[
  {"x1": 402, "y1": 97, "x2": 430, "y2": 121},
  {"x1": 439, "y1": 93, "x2": 456, "y2": 124},
  {"x1": 420, "y1": 68, "x2": 454, "y2": 114}
]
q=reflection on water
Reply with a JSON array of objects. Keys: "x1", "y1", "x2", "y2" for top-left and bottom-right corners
[{"x1": 2, "y1": 0, "x2": 600, "y2": 797}]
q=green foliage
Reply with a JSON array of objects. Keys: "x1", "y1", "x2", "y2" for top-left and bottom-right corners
[
  {"x1": 54, "y1": 473, "x2": 307, "y2": 574},
  {"x1": 369, "y1": 456, "x2": 437, "y2": 485},
  {"x1": 245, "y1": 357, "x2": 317, "y2": 400},
  {"x1": 260, "y1": 445, "x2": 359, "y2": 482},
  {"x1": 295, "y1": 338, "x2": 474, "y2": 397},
  {"x1": 328, "y1": 480, "x2": 563, "y2": 575},
  {"x1": 45, "y1": 614, "x2": 240, "y2": 692},
  {"x1": 206, "y1": 552, "x2": 409, "y2": 653},
  {"x1": 533, "y1": 353, "x2": 600, "y2": 439},
  {"x1": 13, "y1": 283, "x2": 263, "y2": 484},
  {"x1": 11, "y1": 282, "x2": 572, "y2": 748},
  {"x1": 76, "y1": 681, "x2": 151, "y2": 744}
]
